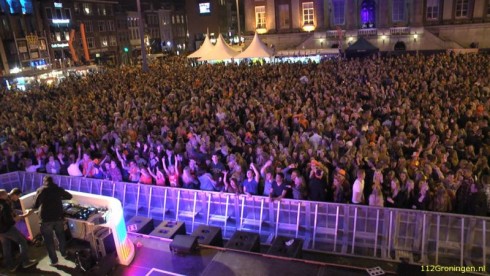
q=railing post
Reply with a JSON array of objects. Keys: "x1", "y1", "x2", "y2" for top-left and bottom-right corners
[
  {"x1": 460, "y1": 217, "x2": 464, "y2": 266},
  {"x1": 374, "y1": 209, "x2": 379, "y2": 257},
  {"x1": 224, "y1": 195, "x2": 229, "y2": 236},
  {"x1": 162, "y1": 188, "x2": 167, "y2": 221},
  {"x1": 206, "y1": 193, "x2": 211, "y2": 225},
  {"x1": 259, "y1": 198, "x2": 264, "y2": 234},
  {"x1": 112, "y1": 182, "x2": 115, "y2": 198},
  {"x1": 388, "y1": 210, "x2": 393, "y2": 258},
  {"x1": 436, "y1": 215, "x2": 440, "y2": 264},
  {"x1": 421, "y1": 213, "x2": 427, "y2": 262},
  {"x1": 122, "y1": 183, "x2": 127, "y2": 208},
  {"x1": 176, "y1": 190, "x2": 180, "y2": 221},
  {"x1": 334, "y1": 205, "x2": 340, "y2": 252},
  {"x1": 192, "y1": 191, "x2": 197, "y2": 232},
  {"x1": 295, "y1": 202, "x2": 301, "y2": 238},
  {"x1": 240, "y1": 196, "x2": 245, "y2": 230},
  {"x1": 21, "y1": 173, "x2": 26, "y2": 193},
  {"x1": 351, "y1": 207, "x2": 358, "y2": 254},
  {"x1": 483, "y1": 220, "x2": 486, "y2": 268},
  {"x1": 135, "y1": 185, "x2": 141, "y2": 216},
  {"x1": 312, "y1": 204, "x2": 318, "y2": 249},
  {"x1": 147, "y1": 186, "x2": 152, "y2": 218},
  {"x1": 275, "y1": 201, "x2": 281, "y2": 237}
]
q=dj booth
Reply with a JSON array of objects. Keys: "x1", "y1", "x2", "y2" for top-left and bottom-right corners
[{"x1": 19, "y1": 190, "x2": 135, "y2": 266}]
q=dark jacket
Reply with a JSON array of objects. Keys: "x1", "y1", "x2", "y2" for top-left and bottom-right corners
[
  {"x1": 0, "y1": 199, "x2": 15, "y2": 233},
  {"x1": 34, "y1": 184, "x2": 72, "y2": 223},
  {"x1": 467, "y1": 192, "x2": 488, "y2": 217}
]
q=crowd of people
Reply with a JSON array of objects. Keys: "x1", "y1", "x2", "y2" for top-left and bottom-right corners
[{"x1": 0, "y1": 53, "x2": 489, "y2": 216}]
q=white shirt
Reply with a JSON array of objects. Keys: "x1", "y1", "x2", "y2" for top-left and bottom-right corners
[
  {"x1": 352, "y1": 178, "x2": 365, "y2": 204},
  {"x1": 67, "y1": 163, "x2": 83, "y2": 177}
]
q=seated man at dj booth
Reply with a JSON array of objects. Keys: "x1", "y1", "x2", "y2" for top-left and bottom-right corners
[{"x1": 32, "y1": 176, "x2": 73, "y2": 266}]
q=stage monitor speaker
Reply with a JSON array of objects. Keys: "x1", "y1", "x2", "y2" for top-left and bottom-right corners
[
  {"x1": 191, "y1": 225, "x2": 223, "y2": 247},
  {"x1": 169, "y1": 235, "x2": 198, "y2": 254},
  {"x1": 397, "y1": 261, "x2": 426, "y2": 276},
  {"x1": 225, "y1": 231, "x2": 260, "y2": 253},
  {"x1": 93, "y1": 227, "x2": 116, "y2": 258},
  {"x1": 126, "y1": 216, "x2": 154, "y2": 235},
  {"x1": 267, "y1": 236, "x2": 303, "y2": 259},
  {"x1": 149, "y1": 220, "x2": 186, "y2": 239}
]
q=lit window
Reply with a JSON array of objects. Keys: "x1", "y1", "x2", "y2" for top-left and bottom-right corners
[
  {"x1": 110, "y1": 35, "x2": 117, "y2": 46},
  {"x1": 99, "y1": 21, "x2": 105, "y2": 32},
  {"x1": 45, "y1": 8, "x2": 53, "y2": 19},
  {"x1": 392, "y1": 0, "x2": 405, "y2": 22},
  {"x1": 64, "y1": 8, "x2": 71, "y2": 19},
  {"x1": 83, "y1": 3, "x2": 91, "y2": 15},
  {"x1": 302, "y1": 2, "x2": 314, "y2": 25},
  {"x1": 64, "y1": 31, "x2": 69, "y2": 41},
  {"x1": 426, "y1": 0, "x2": 440, "y2": 20},
  {"x1": 455, "y1": 0, "x2": 469, "y2": 18},
  {"x1": 101, "y1": 36, "x2": 108, "y2": 47},
  {"x1": 332, "y1": 0, "x2": 345, "y2": 26},
  {"x1": 87, "y1": 37, "x2": 95, "y2": 48},
  {"x1": 55, "y1": 32, "x2": 61, "y2": 41},
  {"x1": 255, "y1": 6, "x2": 266, "y2": 29}
]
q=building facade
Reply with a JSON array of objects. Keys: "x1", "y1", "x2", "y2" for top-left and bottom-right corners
[
  {"x1": 243, "y1": 0, "x2": 490, "y2": 50},
  {"x1": 0, "y1": 0, "x2": 50, "y2": 75},
  {"x1": 72, "y1": 0, "x2": 119, "y2": 65},
  {"x1": 185, "y1": 0, "x2": 240, "y2": 51}
]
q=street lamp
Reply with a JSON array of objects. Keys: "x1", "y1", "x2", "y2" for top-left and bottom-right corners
[
  {"x1": 236, "y1": 0, "x2": 241, "y2": 43},
  {"x1": 137, "y1": 0, "x2": 149, "y2": 72}
]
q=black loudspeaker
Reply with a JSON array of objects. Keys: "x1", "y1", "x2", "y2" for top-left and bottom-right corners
[
  {"x1": 169, "y1": 235, "x2": 198, "y2": 254},
  {"x1": 225, "y1": 231, "x2": 260, "y2": 253},
  {"x1": 93, "y1": 227, "x2": 116, "y2": 258},
  {"x1": 126, "y1": 216, "x2": 154, "y2": 234},
  {"x1": 191, "y1": 225, "x2": 223, "y2": 247},
  {"x1": 267, "y1": 236, "x2": 303, "y2": 259},
  {"x1": 397, "y1": 262, "x2": 426, "y2": 276},
  {"x1": 149, "y1": 221, "x2": 186, "y2": 239}
]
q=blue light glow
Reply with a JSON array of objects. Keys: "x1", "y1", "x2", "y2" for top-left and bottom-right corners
[{"x1": 6, "y1": 0, "x2": 32, "y2": 14}]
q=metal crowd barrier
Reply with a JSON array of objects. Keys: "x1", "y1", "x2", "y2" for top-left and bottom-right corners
[{"x1": 0, "y1": 171, "x2": 488, "y2": 269}]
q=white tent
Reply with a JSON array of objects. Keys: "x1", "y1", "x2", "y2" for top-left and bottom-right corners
[
  {"x1": 235, "y1": 33, "x2": 273, "y2": 59},
  {"x1": 187, "y1": 34, "x2": 214, "y2": 59},
  {"x1": 198, "y1": 34, "x2": 238, "y2": 61}
]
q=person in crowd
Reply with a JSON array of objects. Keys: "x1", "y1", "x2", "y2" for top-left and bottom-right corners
[
  {"x1": 0, "y1": 53, "x2": 489, "y2": 216},
  {"x1": 33, "y1": 176, "x2": 72, "y2": 266},
  {"x1": 292, "y1": 175, "x2": 308, "y2": 200},
  {"x1": 242, "y1": 163, "x2": 260, "y2": 196},
  {"x1": 432, "y1": 185, "x2": 452, "y2": 213},
  {"x1": 386, "y1": 178, "x2": 407, "y2": 208},
  {"x1": 414, "y1": 180, "x2": 431, "y2": 210},
  {"x1": 181, "y1": 166, "x2": 200, "y2": 189},
  {"x1": 332, "y1": 171, "x2": 347, "y2": 204},
  {"x1": 139, "y1": 167, "x2": 153, "y2": 185},
  {"x1": 148, "y1": 166, "x2": 166, "y2": 186},
  {"x1": 467, "y1": 183, "x2": 488, "y2": 216},
  {"x1": 67, "y1": 146, "x2": 83, "y2": 177},
  {"x1": 0, "y1": 189, "x2": 37, "y2": 272},
  {"x1": 260, "y1": 159, "x2": 274, "y2": 196},
  {"x1": 108, "y1": 160, "x2": 123, "y2": 182},
  {"x1": 162, "y1": 156, "x2": 180, "y2": 187},
  {"x1": 269, "y1": 172, "x2": 291, "y2": 201},
  {"x1": 45, "y1": 154, "x2": 61, "y2": 175},
  {"x1": 223, "y1": 171, "x2": 242, "y2": 194},
  {"x1": 368, "y1": 185, "x2": 384, "y2": 207},
  {"x1": 352, "y1": 169, "x2": 366, "y2": 204}
]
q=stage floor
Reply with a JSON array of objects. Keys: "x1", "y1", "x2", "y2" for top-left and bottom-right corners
[{"x1": 0, "y1": 224, "x2": 466, "y2": 276}]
